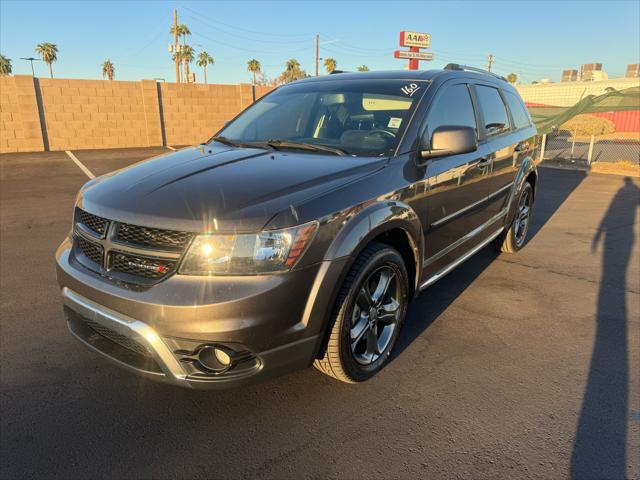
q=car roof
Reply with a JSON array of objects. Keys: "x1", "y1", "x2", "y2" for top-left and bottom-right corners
[{"x1": 293, "y1": 68, "x2": 512, "y2": 89}]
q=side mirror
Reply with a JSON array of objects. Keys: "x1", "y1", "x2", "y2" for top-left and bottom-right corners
[{"x1": 420, "y1": 125, "x2": 478, "y2": 161}]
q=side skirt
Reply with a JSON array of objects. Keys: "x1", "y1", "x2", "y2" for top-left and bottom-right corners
[{"x1": 419, "y1": 226, "x2": 504, "y2": 290}]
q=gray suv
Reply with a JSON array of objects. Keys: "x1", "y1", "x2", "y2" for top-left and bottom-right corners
[{"x1": 56, "y1": 65, "x2": 538, "y2": 389}]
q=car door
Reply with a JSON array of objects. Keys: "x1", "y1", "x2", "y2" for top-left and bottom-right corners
[
  {"x1": 471, "y1": 83, "x2": 519, "y2": 217},
  {"x1": 412, "y1": 81, "x2": 493, "y2": 274}
]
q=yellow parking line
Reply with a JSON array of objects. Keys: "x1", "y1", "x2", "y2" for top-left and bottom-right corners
[
  {"x1": 65, "y1": 150, "x2": 95, "y2": 179},
  {"x1": 166, "y1": 146, "x2": 177, "y2": 151}
]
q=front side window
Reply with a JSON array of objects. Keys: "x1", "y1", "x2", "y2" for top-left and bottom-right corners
[
  {"x1": 217, "y1": 79, "x2": 429, "y2": 157},
  {"x1": 503, "y1": 90, "x2": 532, "y2": 129},
  {"x1": 474, "y1": 85, "x2": 510, "y2": 137},
  {"x1": 423, "y1": 83, "x2": 477, "y2": 146}
]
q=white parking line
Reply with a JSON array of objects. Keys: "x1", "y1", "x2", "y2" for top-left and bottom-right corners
[
  {"x1": 166, "y1": 146, "x2": 177, "y2": 151},
  {"x1": 65, "y1": 150, "x2": 95, "y2": 179}
]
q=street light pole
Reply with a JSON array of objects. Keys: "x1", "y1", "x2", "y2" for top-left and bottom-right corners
[
  {"x1": 315, "y1": 34, "x2": 319, "y2": 77},
  {"x1": 20, "y1": 57, "x2": 40, "y2": 76}
]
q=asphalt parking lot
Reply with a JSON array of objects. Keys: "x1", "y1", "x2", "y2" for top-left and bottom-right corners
[{"x1": 1, "y1": 148, "x2": 638, "y2": 480}]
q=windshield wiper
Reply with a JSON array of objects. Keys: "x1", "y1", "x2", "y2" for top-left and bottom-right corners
[
  {"x1": 264, "y1": 139, "x2": 347, "y2": 156},
  {"x1": 209, "y1": 136, "x2": 269, "y2": 150}
]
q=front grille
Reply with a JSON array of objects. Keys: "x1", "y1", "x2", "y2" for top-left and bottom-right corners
[
  {"x1": 83, "y1": 318, "x2": 152, "y2": 357},
  {"x1": 115, "y1": 223, "x2": 193, "y2": 251},
  {"x1": 76, "y1": 236, "x2": 104, "y2": 266},
  {"x1": 109, "y1": 251, "x2": 177, "y2": 279},
  {"x1": 76, "y1": 208, "x2": 108, "y2": 237}
]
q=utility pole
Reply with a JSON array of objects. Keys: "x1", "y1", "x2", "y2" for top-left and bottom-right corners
[
  {"x1": 315, "y1": 34, "x2": 319, "y2": 77},
  {"x1": 173, "y1": 8, "x2": 180, "y2": 83},
  {"x1": 486, "y1": 54, "x2": 494, "y2": 72}
]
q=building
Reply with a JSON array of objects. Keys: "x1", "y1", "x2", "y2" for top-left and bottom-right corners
[
  {"x1": 561, "y1": 69, "x2": 578, "y2": 82},
  {"x1": 626, "y1": 64, "x2": 640, "y2": 78},
  {"x1": 580, "y1": 63, "x2": 607, "y2": 82}
]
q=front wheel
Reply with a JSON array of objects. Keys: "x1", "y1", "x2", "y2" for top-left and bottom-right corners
[
  {"x1": 494, "y1": 181, "x2": 533, "y2": 253},
  {"x1": 314, "y1": 242, "x2": 409, "y2": 383}
]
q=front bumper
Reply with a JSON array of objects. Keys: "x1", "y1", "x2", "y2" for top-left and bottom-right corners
[{"x1": 56, "y1": 238, "x2": 349, "y2": 389}]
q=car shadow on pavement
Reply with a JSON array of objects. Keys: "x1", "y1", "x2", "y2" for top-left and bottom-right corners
[
  {"x1": 393, "y1": 167, "x2": 587, "y2": 360},
  {"x1": 570, "y1": 177, "x2": 639, "y2": 480}
]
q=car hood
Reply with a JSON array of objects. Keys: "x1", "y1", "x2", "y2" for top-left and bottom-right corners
[{"x1": 79, "y1": 144, "x2": 385, "y2": 233}]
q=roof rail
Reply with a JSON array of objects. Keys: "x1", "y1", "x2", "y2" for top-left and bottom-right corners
[
  {"x1": 329, "y1": 70, "x2": 347, "y2": 74},
  {"x1": 443, "y1": 63, "x2": 507, "y2": 81}
]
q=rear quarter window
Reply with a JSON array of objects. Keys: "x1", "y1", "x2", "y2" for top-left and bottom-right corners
[{"x1": 503, "y1": 90, "x2": 533, "y2": 130}]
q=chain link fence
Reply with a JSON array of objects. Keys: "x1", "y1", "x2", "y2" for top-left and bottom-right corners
[{"x1": 516, "y1": 80, "x2": 640, "y2": 169}]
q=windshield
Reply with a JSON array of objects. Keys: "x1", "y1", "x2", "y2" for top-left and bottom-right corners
[{"x1": 216, "y1": 79, "x2": 429, "y2": 157}]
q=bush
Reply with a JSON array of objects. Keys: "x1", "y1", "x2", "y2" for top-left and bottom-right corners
[{"x1": 561, "y1": 114, "x2": 615, "y2": 136}]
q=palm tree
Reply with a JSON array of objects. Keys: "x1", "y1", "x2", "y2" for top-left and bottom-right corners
[
  {"x1": 169, "y1": 24, "x2": 191, "y2": 47},
  {"x1": 181, "y1": 45, "x2": 194, "y2": 82},
  {"x1": 169, "y1": 24, "x2": 190, "y2": 82},
  {"x1": 0, "y1": 54, "x2": 11, "y2": 76},
  {"x1": 35, "y1": 42, "x2": 58, "y2": 78},
  {"x1": 172, "y1": 50, "x2": 183, "y2": 81},
  {"x1": 101, "y1": 60, "x2": 115, "y2": 80},
  {"x1": 279, "y1": 58, "x2": 307, "y2": 84},
  {"x1": 197, "y1": 51, "x2": 214, "y2": 83},
  {"x1": 323, "y1": 57, "x2": 337, "y2": 74},
  {"x1": 247, "y1": 59, "x2": 261, "y2": 86},
  {"x1": 357, "y1": 65, "x2": 370, "y2": 72},
  {"x1": 507, "y1": 73, "x2": 518, "y2": 84}
]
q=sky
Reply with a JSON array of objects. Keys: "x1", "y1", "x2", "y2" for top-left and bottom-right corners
[{"x1": 1, "y1": 0, "x2": 639, "y2": 84}]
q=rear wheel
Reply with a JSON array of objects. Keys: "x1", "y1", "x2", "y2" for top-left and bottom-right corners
[
  {"x1": 494, "y1": 181, "x2": 533, "y2": 253},
  {"x1": 314, "y1": 242, "x2": 409, "y2": 383}
]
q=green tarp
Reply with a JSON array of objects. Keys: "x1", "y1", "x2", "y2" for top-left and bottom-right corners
[{"x1": 527, "y1": 86, "x2": 640, "y2": 135}]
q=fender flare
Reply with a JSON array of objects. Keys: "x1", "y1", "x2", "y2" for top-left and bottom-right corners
[
  {"x1": 323, "y1": 200, "x2": 424, "y2": 292},
  {"x1": 506, "y1": 156, "x2": 538, "y2": 225}
]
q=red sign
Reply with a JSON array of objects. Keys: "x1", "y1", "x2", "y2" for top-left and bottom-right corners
[
  {"x1": 399, "y1": 31, "x2": 431, "y2": 48},
  {"x1": 394, "y1": 50, "x2": 434, "y2": 60}
]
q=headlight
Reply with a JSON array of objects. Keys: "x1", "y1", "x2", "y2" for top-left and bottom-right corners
[{"x1": 179, "y1": 221, "x2": 318, "y2": 275}]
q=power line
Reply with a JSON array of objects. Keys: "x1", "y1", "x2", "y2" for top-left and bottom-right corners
[
  {"x1": 183, "y1": 12, "x2": 312, "y2": 45},
  {"x1": 182, "y1": 6, "x2": 311, "y2": 38}
]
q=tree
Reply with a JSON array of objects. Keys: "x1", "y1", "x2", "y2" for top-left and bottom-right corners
[
  {"x1": 169, "y1": 24, "x2": 190, "y2": 81},
  {"x1": 181, "y1": 45, "x2": 194, "y2": 82},
  {"x1": 507, "y1": 73, "x2": 518, "y2": 84},
  {"x1": 357, "y1": 65, "x2": 370, "y2": 72},
  {"x1": 0, "y1": 54, "x2": 11, "y2": 76},
  {"x1": 279, "y1": 58, "x2": 307, "y2": 84},
  {"x1": 101, "y1": 60, "x2": 115, "y2": 80},
  {"x1": 197, "y1": 51, "x2": 214, "y2": 84},
  {"x1": 323, "y1": 57, "x2": 337, "y2": 74},
  {"x1": 247, "y1": 59, "x2": 261, "y2": 85},
  {"x1": 169, "y1": 24, "x2": 191, "y2": 47},
  {"x1": 35, "y1": 42, "x2": 58, "y2": 78}
]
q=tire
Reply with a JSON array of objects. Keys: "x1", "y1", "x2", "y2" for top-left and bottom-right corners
[
  {"x1": 314, "y1": 242, "x2": 409, "y2": 383},
  {"x1": 494, "y1": 181, "x2": 533, "y2": 253}
]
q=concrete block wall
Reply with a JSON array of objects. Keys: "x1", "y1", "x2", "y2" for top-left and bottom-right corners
[
  {"x1": 160, "y1": 83, "x2": 272, "y2": 146},
  {"x1": 0, "y1": 76, "x2": 275, "y2": 153},
  {"x1": 0, "y1": 76, "x2": 45, "y2": 152}
]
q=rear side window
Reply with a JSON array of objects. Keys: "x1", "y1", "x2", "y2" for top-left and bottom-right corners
[
  {"x1": 503, "y1": 90, "x2": 532, "y2": 129},
  {"x1": 474, "y1": 85, "x2": 510, "y2": 137},
  {"x1": 424, "y1": 84, "x2": 477, "y2": 144}
]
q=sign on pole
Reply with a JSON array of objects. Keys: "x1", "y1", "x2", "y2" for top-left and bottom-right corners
[
  {"x1": 394, "y1": 50, "x2": 434, "y2": 61},
  {"x1": 399, "y1": 31, "x2": 431, "y2": 49}
]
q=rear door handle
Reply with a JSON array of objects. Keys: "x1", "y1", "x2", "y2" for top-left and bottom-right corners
[{"x1": 478, "y1": 156, "x2": 491, "y2": 167}]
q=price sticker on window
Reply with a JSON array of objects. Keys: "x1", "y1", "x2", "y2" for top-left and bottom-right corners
[{"x1": 388, "y1": 117, "x2": 402, "y2": 129}]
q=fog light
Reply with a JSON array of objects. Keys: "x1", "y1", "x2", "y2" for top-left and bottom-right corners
[
  {"x1": 214, "y1": 348, "x2": 231, "y2": 366},
  {"x1": 198, "y1": 346, "x2": 232, "y2": 373}
]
